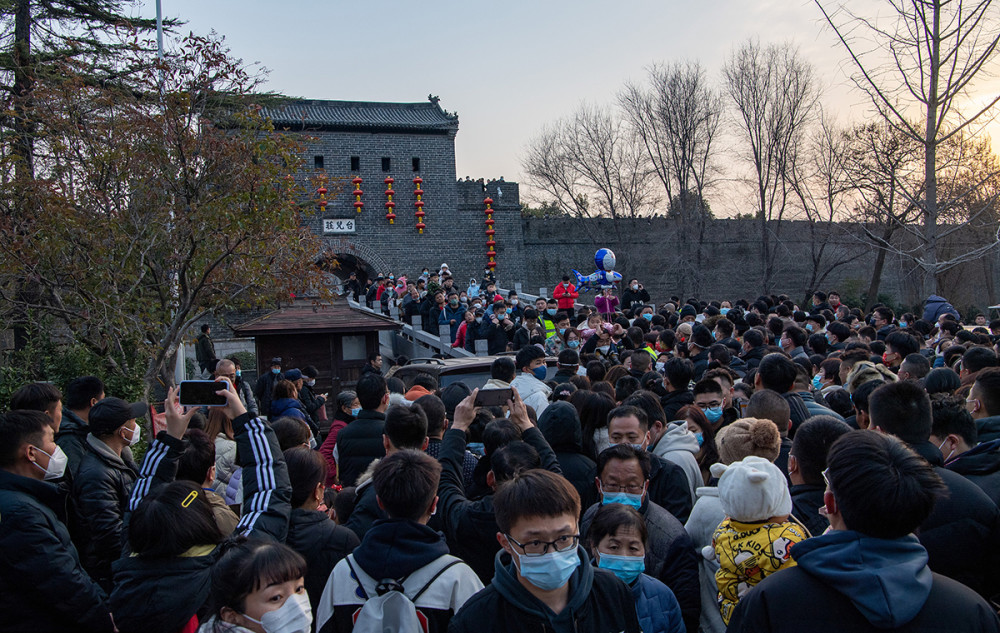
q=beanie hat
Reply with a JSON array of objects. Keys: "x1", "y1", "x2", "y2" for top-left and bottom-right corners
[
  {"x1": 716, "y1": 417, "x2": 781, "y2": 464},
  {"x1": 711, "y1": 456, "x2": 792, "y2": 522},
  {"x1": 284, "y1": 368, "x2": 302, "y2": 381},
  {"x1": 690, "y1": 325, "x2": 714, "y2": 349},
  {"x1": 845, "y1": 361, "x2": 899, "y2": 394},
  {"x1": 680, "y1": 305, "x2": 697, "y2": 319}
]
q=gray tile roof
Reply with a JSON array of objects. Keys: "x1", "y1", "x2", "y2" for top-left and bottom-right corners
[{"x1": 262, "y1": 97, "x2": 459, "y2": 132}]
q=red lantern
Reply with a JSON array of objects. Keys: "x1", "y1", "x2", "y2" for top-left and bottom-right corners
[
  {"x1": 316, "y1": 180, "x2": 329, "y2": 211},
  {"x1": 484, "y1": 196, "x2": 497, "y2": 271},
  {"x1": 384, "y1": 177, "x2": 396, "y2": 224},
  {"x1": 413, "y1": 177, "x2": 426, "y2": 233},
  {"x1": 352, "y1": 177, "x2": 363, "y2": 213}
]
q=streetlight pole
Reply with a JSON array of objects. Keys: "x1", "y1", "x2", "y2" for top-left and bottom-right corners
[{"x1": 156, "y1": 0, "x2": 186, "y2": 385}]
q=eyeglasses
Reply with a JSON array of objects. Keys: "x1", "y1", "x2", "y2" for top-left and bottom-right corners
[
  {"x1": 600, "y1": 482, "x2": 645, "y2": 494},
  {"x1": 505, "y1": 533, "x2": 580, "y2": 557},
  {"x1": 822, "y1": 467, "x2": 832, "y2": 490},
  {"x1": 695, "y1": 401, "x2": 722, "y2": 409}
]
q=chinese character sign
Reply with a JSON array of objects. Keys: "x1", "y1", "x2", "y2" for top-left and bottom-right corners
[{"x1": 323, "y1": 219, "x2": 356, "y2": 234}]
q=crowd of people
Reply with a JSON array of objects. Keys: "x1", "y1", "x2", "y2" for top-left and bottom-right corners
[{"x1": 3, "y1": 278, "x2": 1000, "y2": 633}]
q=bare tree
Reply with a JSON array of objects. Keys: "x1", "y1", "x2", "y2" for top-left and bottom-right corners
[
  {"x1": 723, "y1": 39, "x2": 819, "y2": 293},
  {"x1": 815, "y1": 0, "x2": 1000, "y2": 295},
  {"x1": 842, "y1": 121, "x2": 926, "y2": 309},
  {"x1": 787, "y1": 113, "x2": 867, "y2": 303},
  {"x1": 619, "y1": 61, "x2": 723, "y2": 296},
  {"x1": 521, "y1": 103, "x2": 657, "y2": 275}
]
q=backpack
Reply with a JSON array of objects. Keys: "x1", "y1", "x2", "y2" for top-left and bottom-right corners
[{"x1": 346, "y1": 554, "x2": 461, "y2": 633}]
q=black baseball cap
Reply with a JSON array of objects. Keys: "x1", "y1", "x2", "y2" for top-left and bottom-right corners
[{"x1": 89, "y1": 397, "x2": 146, "y2": 435}]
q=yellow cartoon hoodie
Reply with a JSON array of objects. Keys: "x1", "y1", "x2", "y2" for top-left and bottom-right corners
[{"x1": 705, "y1": 457, "x2": 808, "y2": 624}]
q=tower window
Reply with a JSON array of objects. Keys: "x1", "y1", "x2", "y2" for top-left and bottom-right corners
[
  {"x1": 314, "y1": 155, "x2": 324, "y2": 169},
  {"x1": 350, "y1": 156, "x2": 360, "y2": 171},
  {"x1": 412, "y1": 157, "x2": 421, "y2": 171},
  {"x1": 381, "y1": 157, "x2": 391, "y2": 172}
]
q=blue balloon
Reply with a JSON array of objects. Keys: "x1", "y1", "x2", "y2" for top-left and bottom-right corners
[{"x1": 595, "y1": 248, "x2": 616, "y2": 272}]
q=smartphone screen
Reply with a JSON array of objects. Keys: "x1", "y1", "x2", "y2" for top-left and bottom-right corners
[
  {"x1": 179, "y1": 380, "x2": 228, "y2": 407},
  {"x1": 474, "y1": 388, "x2": 513, "y2": 408}
]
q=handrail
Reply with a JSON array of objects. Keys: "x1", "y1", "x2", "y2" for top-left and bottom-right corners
[{"x1": 346, "y1": 297, "x2": 474, "y2": 358}]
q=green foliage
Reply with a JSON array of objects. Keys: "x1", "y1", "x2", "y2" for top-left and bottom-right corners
[
  {"x1": 227, "y1": 350, "x2": 256, "y2": 371},
  {"x1": 521, "y1": 201, "x2": 568, "y2": 218},
  {"x1": 0, "y1": 326, "x2": 144, "y2": 412},
  {"x1": 0, "y1": 33, "x2": 330, "y2": 397}
]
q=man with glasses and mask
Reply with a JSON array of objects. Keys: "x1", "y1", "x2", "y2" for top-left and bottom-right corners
[
  {"x1": 604, "y1": 405, "x2": 693, "y2": 521},
  {"x1": 0, "y1": 410, "x2": 115, "y2": 631},
  {"x1": 581, "y1": 444, "x2": 700, "y2": 633},
  {"x1": 449, "y1": 468, "x2": 641, "y2": 633}
]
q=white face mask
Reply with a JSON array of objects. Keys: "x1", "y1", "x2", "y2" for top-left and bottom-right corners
[
  {"x1": 31, "y1": 445, "x2": 68, "y2": 481},
  {"x1": 306, "y1": 379, "x2": 316, "y2": 387},
  {"x1": 243, "y1": 591, "x2": 312, "y2": 633},
  {"x1": 124, "y1": 423, "x2": 142, "y2": 446}
]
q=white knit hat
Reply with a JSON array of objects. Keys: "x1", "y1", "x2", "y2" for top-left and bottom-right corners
[{"x1": 711, "y1": 456, "x2": 792, "y2": 523}]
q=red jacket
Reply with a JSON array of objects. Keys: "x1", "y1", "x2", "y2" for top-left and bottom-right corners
[{"x1": 553, "y1": 282, "x2": 579, "y2": 310}]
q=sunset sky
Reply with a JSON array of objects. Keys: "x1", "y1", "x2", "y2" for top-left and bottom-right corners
[{"x1": 138, "y1": 0, "x2": 1000, "y2": 215}]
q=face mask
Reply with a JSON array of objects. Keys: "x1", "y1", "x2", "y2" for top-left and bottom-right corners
[
  {"x1": 31, "y1": 445, "x2": 68, "y2": 481},
  {"x1": 805, "y1": 323, "x2": 814, "y2": 332},
  {"x1": 642, "y1": 313, "x2": 653, "y2": 321},
  {"x1": 476, "y1": 317, "x2": 483, "y2": 324},
  {"x1": 512, "y1": 299, "x2": 519, "y2": 305},
  {"x1": 597, "y1": 552, "x2": 645, "y2": 584},
  {"x1": 938, "y1": 436, "x2": 955, "y2": 463},
  {"x1": 473, "y1": 303, "x2": 482, "y2": 310},
  {"x1": 631, "y1": 284, "x2": 638, "y2": 291},
  {"x1": 511, "y1": 544, "x2": 580, "y2": 591},
  {"x1": 598, "y1": 345, "x2": 611, "y2": 354},
  {"x1": 812, "y1": 374, "x2": 823, "y2": 390},
  {"x1": 577, "y1": 365, "x2": 588, "y2": 376},
  {"x1": 272, "y1": 368, "x2": 281, "y2": 375},
  {"x1": 568, "y1": 340, "x2": 580, "y2": 349},
  {"x1": 558, "y1": 328, "x2": 567, "y2": 336},
  {"x1": 124, "y1": 423, "x2": 141, "y2": 447},
  {"x1": 882, "y1": 352, "x2": 892, "y2": 364},
  {"x1": 899, "y1": 321, "x2": 908, "y2": 328},
  {"x1": 351, "y1": 407, "x2": 361, "y2": 417},
  {"x1": 601, "y1": 487, "x2": 644, "y2": 511},
  {"x1": 825, "y1": 333, "x2": 832, "y2": 344},
  {"x1": 532, "y1": 366, "x2": 548, "y2": 381},
  {"x1": 243, "y1": 591, "x2": 312, "y2": 633},
  {"x1": 546, "y1": 308, "x2": 557, "y2": 316},
  {"x1": 655, "y1": 361, "x2": 665, "y2": 372},
  {"x1": 506, "y1": 308, "x2": 513, "y2": 315},
  {"x1": 695, "y1": 432, "x2": 704, "y2": 447},
  {"x1": 450, "y1": 298, "x2": 459, "y2": 306},
  {"x1": 704, "y1": 406, "x2": 724, "y2": 423},
  {"x1": 235, "y1": 369, "x2": 242, "y2": 378},
  {"x1": 720, "y1": 308, "x2": 730, "y2": 316}
]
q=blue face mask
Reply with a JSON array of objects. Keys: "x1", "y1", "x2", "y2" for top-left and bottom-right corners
[
  {"x1": 601, "y1": 490, "x2": 644, "y2": 510},
  {"x1": 511, "y1": 545, "x2": 580, "y2": 591},
  {"x1": 899, "y1": 321, "x2": 908, "y2": 328},
  {"x1": 695, "y1": 432, "x2": 704, "y2": 447},
  {"x1": 704, "y1": 406, "x2": 723, "y2": 423},
  {"x1": 547, "y1": 308, "x2": 557, "y2": 316},
  {"x1": 532, "y1": 365, "x2": 547, "y2": 381},
  {"x1": 568, "y1": 340, "x2": 580, "y2": 349},
  {"x1": 235, "y1": 369, "x2": 241, "y2": 377},
  {"x1": 812, "y1": 374, "x2": 823, "y2": 390},
  {"x1": 351, "y1": 407, "x2": 361, "y2": 417},
  {"x1": 559, "y1": 328, "x2": 567, "y2": 336},
  {"x1": 642, "y1": 313, "x2": 653, "y2": 321},
  {"x1": 271, "y1": 368, "x2": 281, "y2": 375},
  {"x1": 506, "y1": 308, "x2": 513, "y2": 315},
  {"x1": 806, "y1": 323, "x2": 814, "y2": 332},
  {"x1": 720, "y1": 308, "x2": 730, "y2": 316},
  {"x1": 597, "y1": 552, "x2": 645, "y2": 584},
  {"x1": 825, "y1": 333, "x2": 833, "y2": 343}
]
